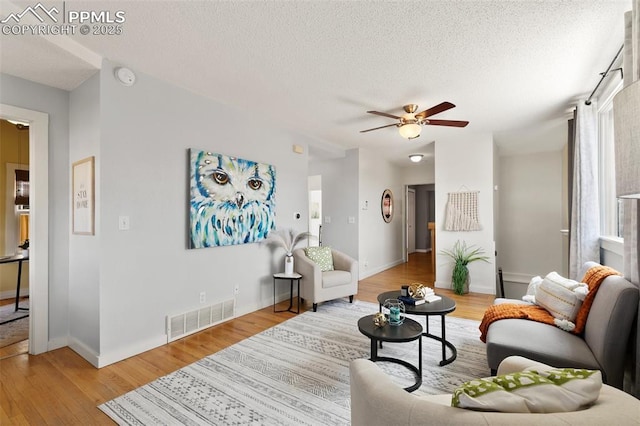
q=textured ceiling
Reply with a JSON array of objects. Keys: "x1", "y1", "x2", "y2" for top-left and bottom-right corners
[{"x1": 0, "y1": 0, "x2": 631, "y2": 163}]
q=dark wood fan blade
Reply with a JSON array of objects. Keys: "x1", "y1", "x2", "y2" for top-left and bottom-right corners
[
  {"x1": 360, "y1": 123, "x2": 399, "y2": 133},
  {"x1": 425, "y1": 119, "x2": 469, "y2": 127},
  {"x1": 366, "y1": 111, "x2": 402, "y2": 120},
  {"x1": 415, "y1": 102, "x2": 455, "y2": 119}
]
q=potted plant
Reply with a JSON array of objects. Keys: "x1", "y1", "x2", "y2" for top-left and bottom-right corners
[
  {"x1": 440, "y1": 240, "x2": 490, "y2": 295},
  {"x1": 264, "y1": 228, "x2": 312, "y2": 275}
]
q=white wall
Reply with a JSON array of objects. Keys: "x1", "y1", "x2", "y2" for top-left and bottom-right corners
[
  {"x1": 0, "y1": 73, "x2": 71, "y2": 346},
  {"x1": 93, "y1": 61, "x2": 310, "y2": 366},
  {"x1": 358, "y1": 148, "x2": 404, "y2": 278},
  {"x1": 497, "y1": 150, "x2": 564, "y2": 286},
  {"x1": 308, "y1": 149, "x2": 359, "y2": 259},
  {"x1": 434, "y1": 134, "x2": 496, "y2": 294},
  {"x1": 68, "y1": 73, "x2": 101, "y2": 356},
  {"x1": 400, "y1": 157, "x2": 435, "y2": 185}
]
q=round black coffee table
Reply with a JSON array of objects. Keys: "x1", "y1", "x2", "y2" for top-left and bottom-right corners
[
  {"x1": 378, "y1": 290, "x2": 457, "y2": 366},
  {"x1": 357, "y1": 314, "x2": 423, "y2": 392}
]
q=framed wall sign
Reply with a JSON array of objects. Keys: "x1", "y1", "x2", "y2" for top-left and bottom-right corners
[
  {"x1": 72, "y1": 156, "x2": 95, "y2": 235},
  {"x1": 381, "y1": 189, "x2": 393, "y2": 223}
]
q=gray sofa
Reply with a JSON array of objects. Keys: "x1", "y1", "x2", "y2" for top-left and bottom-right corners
[
  {"x1": 485, "y1": 261, "x2": 639, "y2": 389},
  {"x1": 350, "y1": 356, "x2": 640, "y2": 425}
]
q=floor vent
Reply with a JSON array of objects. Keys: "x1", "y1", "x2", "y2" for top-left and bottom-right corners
[{"x1": 166, "y1": 299, "x2": 235, "y2": 343}]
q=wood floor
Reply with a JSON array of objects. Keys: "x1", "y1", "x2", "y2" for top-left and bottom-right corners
[{"x1": 0, "y1": 252, "x2": 494, "y2": 425}]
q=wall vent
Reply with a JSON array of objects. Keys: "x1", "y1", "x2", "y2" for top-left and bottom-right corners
[{"x1": 166, "y1": 298, "x2": 235, "y2": 343}]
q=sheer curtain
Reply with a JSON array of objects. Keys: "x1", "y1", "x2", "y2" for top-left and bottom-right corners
[
  {"x1": 621, "y1": 0, "x2": 640, "y2": 397},
  {"x1": 569, "y1": 102, "x2": 600, "y2": 280}
]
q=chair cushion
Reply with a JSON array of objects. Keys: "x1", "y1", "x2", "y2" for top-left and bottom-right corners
[
  {"x1": 304, "y1": 246, "x2": 334, "y2": 271},
  {"x1": 452, "y1": 368, "x2": 601, "y2": 413},
  {"x1": 485, "y1": 318, "x2": 600, "y2": 371},
  {"x1": 322, "y1": 270, "x2": 351, "y2": 288}
]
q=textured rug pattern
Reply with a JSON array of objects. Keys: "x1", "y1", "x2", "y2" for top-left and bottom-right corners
[
  {"x1": 100, "y1": 299, "x2": 488, "y2": 425},
  {"x1": 0, "y1": 302, "x2": 29, "y2": 348}
]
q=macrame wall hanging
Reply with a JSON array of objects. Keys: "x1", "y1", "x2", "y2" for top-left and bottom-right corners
[{"x1": 445, "y1": 190, "x2": 481, "y2": 231}]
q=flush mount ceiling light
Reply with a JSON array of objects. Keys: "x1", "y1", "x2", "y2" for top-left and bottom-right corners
[{"x1": 409, "y1": 154, "x2": 423, "y2": 163}]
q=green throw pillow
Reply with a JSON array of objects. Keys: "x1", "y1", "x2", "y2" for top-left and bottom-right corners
[
  {"x1": 304, "y1": 247, "x2": 334, "y2": 272},
  {"x1": 451, "y1": 368, "x2": 601, "y2": 413}
]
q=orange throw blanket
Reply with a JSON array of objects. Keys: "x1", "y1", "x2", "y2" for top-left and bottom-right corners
[{"x1": 479, "y1": 265, "x2": 621, "y2": 343}]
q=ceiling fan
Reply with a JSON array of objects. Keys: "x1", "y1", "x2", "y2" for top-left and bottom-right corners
[{"x1": 360, "y1": 102, "x2": 469, "y2": 139}]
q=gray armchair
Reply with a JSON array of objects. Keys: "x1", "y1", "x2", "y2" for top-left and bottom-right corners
[{"x1": 293, "y1": 247, "x2": 358, "y2": 312}]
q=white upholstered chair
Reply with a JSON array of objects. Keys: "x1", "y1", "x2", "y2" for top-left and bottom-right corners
[{"x1": 293, "y1": 247, "x2": 358, "y2": 312}]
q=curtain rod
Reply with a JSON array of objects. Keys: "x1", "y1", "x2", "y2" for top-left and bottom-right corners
[{"x1": 585, "y1": 44, "x2": 624, "y2": 105}]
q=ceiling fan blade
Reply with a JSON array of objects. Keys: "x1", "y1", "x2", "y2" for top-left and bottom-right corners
[
  {"x1": 415, "y1": 102, "x2": 455, "y2": 119},
  {"x1": 425, "y1": 119, "x2": 469, "y2": 127},
  {"x1": 366, "y1": 110, "x2": 402, "y2": 120},
  {"x1": 360, "y1": 123, "x2": 399, "y2": 133}
]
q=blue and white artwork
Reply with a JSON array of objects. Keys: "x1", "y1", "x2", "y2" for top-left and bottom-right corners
[{"x1": 190, "y1": 150, "x2": 276, "y2": 248}]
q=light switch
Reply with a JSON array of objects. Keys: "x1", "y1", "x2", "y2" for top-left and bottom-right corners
[
  {"x1": 119, "y1": 215, "x2": 130, "y2": 230},
  {"x1": 348, "y1": 216, "x2": 355, "y2": 224},
  {"x1": 325, "y1": 216, "x2": 331, "y2": 224}
]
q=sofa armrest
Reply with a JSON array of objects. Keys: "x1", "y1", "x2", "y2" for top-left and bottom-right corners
[
  {"x1": 497, "y1": 356, "x2": 555, "y2": 375},
  {"x1": 350, "y1": 359, "x2": 455, "y2": 426},
  {"x1": 331, "y1": 249, "x2": 358, "y2": 278},
  {"x1": 293, "y1": 248, "x2": 322, "y2": 300}
]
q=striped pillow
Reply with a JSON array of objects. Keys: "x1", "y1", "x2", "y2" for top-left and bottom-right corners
[{"x1": 535, "y1": 273, "x2": 587, "y2": 322}]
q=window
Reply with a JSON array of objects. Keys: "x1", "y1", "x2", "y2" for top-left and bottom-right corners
[{"x1": 597, "y1": 78, "x2": 624, "y2": 239}]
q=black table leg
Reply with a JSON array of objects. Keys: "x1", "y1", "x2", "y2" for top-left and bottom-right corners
[
  {"x1": 370, "y1": 338, "x2": 378, "y2": 361},
  {"x1": 422, "y1": 315, "x2": 457, "y2": 366},
  {"x1": 15, "y1": 259, "x2": 24, "y2": 312},
  {"x1": 294, "y1": 279, "x2": 300, "y2": 314},
  {"x1": 274, "y1": 277, "x2": 301, "y2": 314}
]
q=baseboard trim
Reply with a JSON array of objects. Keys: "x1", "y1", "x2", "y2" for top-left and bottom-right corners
[
  {"x1": 48, "y1": 336, "x2": 68, "y2": 351},
  {"x1": 68, "y1": 336, "x2": 100, "y2": 368},
  {"x1": 435, "y1": 280, "x2": 495, "y2": 295},
  {"x1": 0, "y1": 289, "x2": 28, "y2": 300},
  {"x1": 359, "y1": 259, "x2": 404, "y2": 280},
  {"x1": 96, "y1": 334, "x2": 168, "y2": 368},
  {"x1": 503, "y1": 272, "x2": 534, "y2": 284}
]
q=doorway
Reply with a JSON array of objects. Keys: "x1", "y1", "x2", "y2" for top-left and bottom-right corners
[
  {"x1": 0, "y1": 104, "x2": 49, "y2": 355},
  {"x1": 405, "y1": 184, "x2": 435, "y2": 261},
  {"x1": 407, "y1": 188, "x2": 416, "y2": 254},
  {"x1": 308, "y1": 175, "x2": 322, "y2": 247}
]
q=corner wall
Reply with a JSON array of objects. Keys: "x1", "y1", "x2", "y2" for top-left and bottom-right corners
[
  {"x1": 358, "y1": 148, "x2": 404, "y2": 278},
  {"x1": 308, "y1": 149, "x2": 359, "y2": 259},
  {"x1": 434, "y1": 134, "x2": 496, "y2": 294},
  {"x1": 497, "y1": 150, "x2": 564, "y2": 295},
  {"x1": 96, "y1": 61, "x2": 310, "y2": 366}
]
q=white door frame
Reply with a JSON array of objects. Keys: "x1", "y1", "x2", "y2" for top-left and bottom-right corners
[
  {"x1": 1, "y1": 104, "x2": 49, "y2": 355},
  {"x1": 407, "y1": 188, "x2": 416, "y2": 254}
]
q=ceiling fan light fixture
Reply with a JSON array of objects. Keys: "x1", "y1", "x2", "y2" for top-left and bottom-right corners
[
  {"x1": 409, "y1": 154, "x2": 423, "y2": 163},
  {"x1": 399, "y1": 122, "x2": 421, "y2": 139}
]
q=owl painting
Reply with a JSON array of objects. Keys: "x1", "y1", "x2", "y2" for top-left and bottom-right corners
[{"x1": 190, "y1": 150, "x2": 276, "y2": 248}]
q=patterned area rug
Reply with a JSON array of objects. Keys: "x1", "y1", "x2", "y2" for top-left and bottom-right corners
[
  {"x1": 100, "y1": 299, "x2": 488, "y2": 425},
  {"x1": 0, "y1": 302, "x2": 29, "y2": 348}
]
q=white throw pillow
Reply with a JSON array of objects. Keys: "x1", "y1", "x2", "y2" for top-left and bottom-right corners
[
  {"x1": 451, "y1": 368, "x2": 601, "y2": 413},
  {"x1": 535, "y1": 272, "x2": 588, "y2": 322},
  {"x1": 526, "y1": 276, "x2": 543, "y2": 296},
  {"x1": 522, "y1": 275, "x2": 543, "y2": 303}
]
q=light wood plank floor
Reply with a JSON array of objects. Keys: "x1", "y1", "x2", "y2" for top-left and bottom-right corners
[{"x1": 0, "y1": 252, "x2": 494, "y2": 425}]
